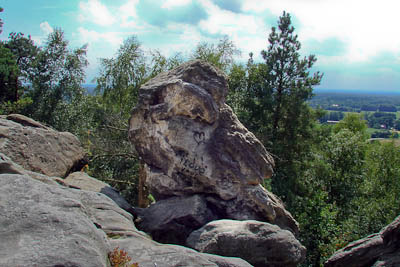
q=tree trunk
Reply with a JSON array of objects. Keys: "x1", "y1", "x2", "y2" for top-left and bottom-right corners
[{"x1": 138, "y1": 160, "x2": 150, "y2": 208}]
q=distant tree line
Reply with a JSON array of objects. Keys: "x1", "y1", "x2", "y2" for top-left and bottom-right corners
[{"x1": 309, "y1": 93, "x2": 400, "y2": 113}]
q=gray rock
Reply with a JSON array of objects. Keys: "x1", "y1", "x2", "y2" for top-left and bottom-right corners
[
  {"x1": 324, "y1": 215, "x2": 400, "y2": 267},
  {"x1": 129, "y1": 60, "x2": 299, "y2": 234},
  {"x1": 136, "y1": 194, "x2": 218, "y2": 245},
  {"x1": 0, "y1": 152, "x2": 62, "y2": 185},
  {"x1": 0, "y1": 174, "x2": 111, "y2": 267},
  {"x1": 187, "y1": 219, "x2": 306, "y2": 267},
  {"x1": 0, "y1": 114, "x2": 87, "y2": 177},
  {"x1": 0, "y1": 169, "x2": 251, "y2": 266},
  {"x1": 111, "y1": 233, "x2": 252, "y2": 267},
  {"x1": 0, "y1": 152, "x2": 27, "y2": 175},
  {"x1": 64, "y1": 171, "x2": 135, "y2": 215}
]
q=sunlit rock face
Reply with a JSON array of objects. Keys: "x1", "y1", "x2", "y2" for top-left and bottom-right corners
[{"x1": 129, "y1": 60, "x2": 299, "y2": 235}]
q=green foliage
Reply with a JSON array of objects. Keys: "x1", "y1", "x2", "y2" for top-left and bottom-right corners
[
  {"x1": 0, "y1": 32, "x2": 37, "y2": 115},
  {"x1": 226, "y1": 11, "x2": 400, "y2": 266},
  {"x1": 294, "y1": 119, "x2": 400, "y2": 266},
  {"x1": 96, "y1": 36, "x2": 146, "y2": 117},
  {"x1": 333, "y1": 113, "x2": 368, "y2": 138},
  {"x1": 0, "y1": 44, "x2": 19, "y2": 103},
  {"x1": 24, "y1": 29, "x2": 88, "y2": 124},
  {"x1": 5, "y1": 32, "x2": 38, "y2": 84},
  {"x1": 365, "y1": 111, "x2": 396, "y2": 129},
  {"x1": 0, "y1": 32, "x2": 38, "y2": 111},
  {"x1": 192, "y1": 35, "x2": 240, "y2": 73},
  {"x1": 228, "y1": 11, "x2": 323, "y2": 205}
]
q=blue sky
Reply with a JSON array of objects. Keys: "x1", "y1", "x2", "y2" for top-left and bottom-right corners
[{"x1": 1, "y1": 0, "x2": 400, "y2": 92}]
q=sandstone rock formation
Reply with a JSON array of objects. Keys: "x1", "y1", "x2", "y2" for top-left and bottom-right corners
[
  {"x1": 0, "y1": 114, "x2": 251, "y2": 267},
  {"x1": 187, "y1": 219, "x2": 306, "y2": 267},
  {"x1": 0, "y1": 114, "x2": 86, "y2": 177},
  {"x1": 129, "y1": 60, "x2": 299, "y2": 236},
  {"x1": 0, "y1": 172, "x2": 251, "y2": 267},
  {"x1": 325, "y1": 215, "x2": 400, "y2": 267}
]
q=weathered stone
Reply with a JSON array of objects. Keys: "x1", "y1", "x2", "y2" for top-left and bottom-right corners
[
  {"x1": 0, "y1": 170, "x2": 251, "y2": 267},
  {"x1": 129, "y1": 60, "x2": 299, "y2": 234},
  {"x1": 111, "y1": 233, "x2": 252, "y2": 267},
  {"x1": 0, "y1": 114, "x2": 87, "y2": 177},
  {"x1": 64, "y1": 171, "x2": 135, "y2": 215},
  {"x1": 187, "y1": 219, "x2": 306, "y2": 267},
  {"x1": 0, "y1": 152, "x2": 62, "y2": 185},
  {"x1": 0, "y1": 152, "x2": 27, "y2": 175},
  {"x1": 135, "y1": 194, "x2": 218, "y2": 245},
  {"x1": 325, "y1": 215, "x2": 400, "y2": 267},
  {"x1": 0, "y1": 174, "x2": 111, "y2": 267}
]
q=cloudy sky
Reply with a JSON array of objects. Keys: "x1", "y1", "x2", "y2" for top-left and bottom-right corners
[{"x1": 1, "y1": 0, "x2": 400, "y2": 92}]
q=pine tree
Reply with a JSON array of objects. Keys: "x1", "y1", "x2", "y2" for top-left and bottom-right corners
[{"x1": 261, "y1": 11, "x2": 323, "y2": 200}]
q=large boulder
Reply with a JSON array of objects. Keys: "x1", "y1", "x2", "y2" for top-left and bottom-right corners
[
  {"x1": 0, "y1": 170, "x2": 251, "y2": 267},
  {"x1": 325, "y1": 215, "x2": 400, "y2": 267},
  {"x1": 187, "y1": 219, "x2": 306, "y2": 267},
  {"x1": 129, "y1": 60, "x2": 299, "y2": 234},
  {"x1": 135, "y1": 194, "x2": 218, "y2": 245},
  {"x1": 0, "y1": 114, "x2": 86, "y2": 177}
]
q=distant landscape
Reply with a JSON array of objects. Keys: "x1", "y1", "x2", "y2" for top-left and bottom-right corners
[{"x1": 309, "y1": 90, "x2": 400, "y2": 139}]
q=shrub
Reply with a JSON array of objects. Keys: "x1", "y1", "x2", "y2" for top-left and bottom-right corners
[{"x1": 108, "y1": 247, "x2": 138, "y2": 267}]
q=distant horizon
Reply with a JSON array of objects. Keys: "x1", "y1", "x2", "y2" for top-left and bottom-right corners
[
  {"x1": 82, "y1": 83, "x2": 399, "y2": 95},
  {"x1": 314, "y1": 88, "x2": 400, "y2": 95}
]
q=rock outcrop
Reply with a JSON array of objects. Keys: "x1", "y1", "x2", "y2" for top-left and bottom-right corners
[
  {"x1": 187, "y1": 219, "x2": 306, "y2": 267},
  {"x1": 0, "y1": 172, "x2": 251, "y2": 267},
  {"x1": 0, "y1": 114, "x2": 86, "y2": 177},
  {"x1": 325, "y1": 215, "x2": 400, "y2": 267},
  {"x1": 0, "y1": 115, "x2": 251, "y2": 267},
  {"x1": 128, "y1": 60, "x2": 299, "y2": 236}
]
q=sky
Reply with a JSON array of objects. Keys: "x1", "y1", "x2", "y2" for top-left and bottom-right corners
[{"x1": 1, "y1": 0, "x2": 400, "y2": 92}]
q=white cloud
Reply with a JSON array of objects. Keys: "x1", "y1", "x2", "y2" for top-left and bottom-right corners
[
  {"x1": 161, "y1": 0, "x2": 192, "y2": 9},
  {"x1": 79, "y1": 0, "x2": 116, "y2": 26},
  {"x1": 78, "y1": 27, "x2": 123, "y2": 47},
  {"x1": 40, "y1": 21, "x2": 54, "y2": 35},
  {"x1": 242, "y1": 0, "x2": 400, "y2": 63},
  {"x1": 197, "y1": 0, "x2": 268, "y2": 59},
  {"x1": 30, "y1": 21, "x2": 54, "y2": 46},
  {"x1": 119, "y1": 0, "x2": 140, "y2": 27}
]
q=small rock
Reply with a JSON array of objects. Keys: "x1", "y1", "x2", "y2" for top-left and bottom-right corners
[
  {"x1": 187, "y1": 219, "x2": 306, "y2": 267},
  {"x1": 136, "y1": 194, "x2": 217, "y2": 245}
]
